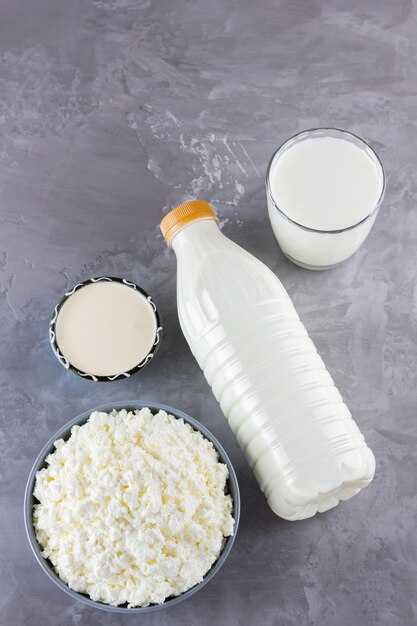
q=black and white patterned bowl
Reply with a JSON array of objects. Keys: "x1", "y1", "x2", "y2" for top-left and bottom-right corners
[{"x1": 49, "y1": 277, "x2": 163, "y2": 381}]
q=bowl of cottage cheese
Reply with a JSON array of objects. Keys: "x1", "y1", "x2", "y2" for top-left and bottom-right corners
[{"x1": 24, "y1": 402, "x2": 239, "y2": 613}]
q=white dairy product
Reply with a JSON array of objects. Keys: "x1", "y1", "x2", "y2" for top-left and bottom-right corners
[
  {"x1": 162, "y1": 201, "x2": 375, "y2": 521},
  {"x1": 267, "y1": 129, "x2": 385, "y2": 269},
  {"x1": 55, "y1": 281, "x2": 157, "y2": 376},
  {"x1": 33, "y1": 408, "x2": 234, "y2": 608}
]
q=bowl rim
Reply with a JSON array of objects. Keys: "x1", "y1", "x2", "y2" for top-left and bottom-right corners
[
  {"x1": 24, "y1": 401, "x2": 240, "y2": 614},
  {"x1": 49, "y1": 277, "x2": 163, "y2": 382}
]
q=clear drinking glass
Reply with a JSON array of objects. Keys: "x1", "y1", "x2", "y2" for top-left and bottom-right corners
[{"x1": 266, "y1": 128, "x2": 386, "y2": 270}]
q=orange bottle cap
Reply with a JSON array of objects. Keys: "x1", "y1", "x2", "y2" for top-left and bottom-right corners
[{"x1": 160, "y1": 200, "x2": 216, "y2": 242}]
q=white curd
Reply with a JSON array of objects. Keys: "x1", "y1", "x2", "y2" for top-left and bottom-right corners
[{"x1": 33, "y1": 408, "x2": 234, "y2": 607}]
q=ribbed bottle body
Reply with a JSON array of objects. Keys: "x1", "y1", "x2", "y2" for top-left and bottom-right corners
[{"x1": 172, "y1": 219, "x2": 375, "y2": 520}]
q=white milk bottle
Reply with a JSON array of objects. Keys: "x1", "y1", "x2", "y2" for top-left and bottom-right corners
[{"x1": 160, "y1": 200, "x2": 375, "y2": 520}]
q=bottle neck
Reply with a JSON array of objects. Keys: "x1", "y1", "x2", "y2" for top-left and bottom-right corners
[{"x1": 170, "y1": 217, "x2": 220, "y2": 253}]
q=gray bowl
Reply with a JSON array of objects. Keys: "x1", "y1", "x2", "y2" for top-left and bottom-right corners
[{"x1": 24, "y1": 402, "x2": 240, "y2": 614}]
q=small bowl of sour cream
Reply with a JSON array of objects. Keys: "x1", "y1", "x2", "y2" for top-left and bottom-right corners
[{"x1": 49, "y1": 277, "x2": 162, "y2": 381}]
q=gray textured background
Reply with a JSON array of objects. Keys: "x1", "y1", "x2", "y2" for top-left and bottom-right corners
[{"x1": 1, "y1": 0, "x2": 416, "y2": 625}]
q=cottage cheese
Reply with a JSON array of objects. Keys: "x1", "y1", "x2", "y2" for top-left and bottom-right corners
[{"x1": 33, "y1": 408, "x2": 234, "y2": 607}]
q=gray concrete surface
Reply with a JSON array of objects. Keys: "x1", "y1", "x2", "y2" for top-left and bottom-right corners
[{"x1": 1, "y1": 1, "x2": 416, "y2": 625}]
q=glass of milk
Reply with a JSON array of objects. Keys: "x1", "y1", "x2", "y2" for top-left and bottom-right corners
[{"x1": 266, "y1": 128, "x2": 385, "y2": 270}]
